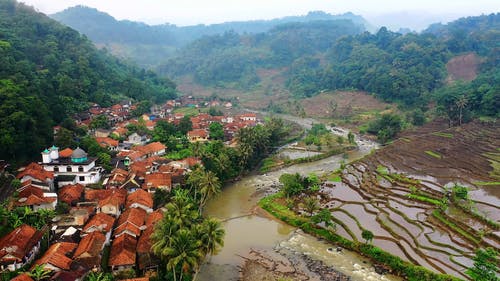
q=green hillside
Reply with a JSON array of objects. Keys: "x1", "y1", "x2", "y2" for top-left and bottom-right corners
[{"x1": 0, "y1": 0, "x2": 176, "y2": 164}]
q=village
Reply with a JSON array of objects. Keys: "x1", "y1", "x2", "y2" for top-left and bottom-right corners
[{"x1": 0, "y1": 96, "x2": 260, "y2": 281}]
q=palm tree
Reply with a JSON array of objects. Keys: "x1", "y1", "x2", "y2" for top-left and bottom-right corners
[
  {"x1": 28, "y1": 265, "x2": 52, "y2": 281},
  {"x1": 164, "y1": 194, "x2": 199, "y2": 229},
  {"x1": 198, "y1": 170, "x2": 221, "y2": 213},
  {"x1": 199, "y1": 217, "x2": 225, "y2": 257},
  {"x1": 164, "y1": 228, "x2": 203, "y2": 281},
  {"x1": 303, "y1": 196, "x2": 319, "y2": 217},
  {"x1": 455, "y1": 95, "x2": 468, "y2": 126}
]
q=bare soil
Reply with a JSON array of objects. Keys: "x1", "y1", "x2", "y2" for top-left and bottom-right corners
[{"x1": 446, "y1": 53, "x2": 480, "y2": 83}]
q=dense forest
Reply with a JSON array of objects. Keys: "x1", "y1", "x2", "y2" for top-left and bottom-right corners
[
  {"x1": 163, "y1": 13, "x2": 499, "y2": 118},
  {"x1": 51, "y1": 6, "x2": 369, "y2": 69},
  {"x1": 158, "y1": 20, "x2": 364, "y2": 88},
  {"x1": 0, "y1": 0, "x2": 177, "y2": 164}
]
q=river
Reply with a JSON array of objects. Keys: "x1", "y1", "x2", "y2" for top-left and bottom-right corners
[{"x1": 198, "y1": 114, "x2": 401, "y2": 281}]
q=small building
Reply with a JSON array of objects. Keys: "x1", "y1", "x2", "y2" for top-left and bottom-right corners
[
  {"x1": 114, "y1": 208, "x2": 147, "y2": 238},
  {"x1": 187, "y1": 129, "x2": 209, "y2": 143},
  {"x1": 82, "y1": 213, "x2": 115, "y2": 245},
  {"x1": 16, "y1": 185, "x2": 57, "y2": 211},
  {"x1": 126, "y1": 189, "x2": 153, "y2": 213},
  {"x1": 73, "y1": 231, "x2": 106, "y2": 270},
  {"x1": 33, "y1": 242, "x2": 77, "y2": 272},
  {"x1": 124, "y1": 133, "x2": 149, "y2": 146},
  {"x1": 142, "y1": 173, "x2": 172, "y2": 192},
  {"x1": 58, "y1": 183, "x2": 84, "y2": 206},
  {"x1": 0, "y1": 224, "x2": 43, "y2": 271},
  {"x1": 108, "y1": 233, "x2": 137, "y2": 272}
]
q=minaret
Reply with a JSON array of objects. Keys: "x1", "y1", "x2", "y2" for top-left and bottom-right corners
[
  {"x1": 49, "y1": 145, "x2": 59, "y2": 160},
  {"x1": 41, "y1": 149, "x2": 51, "y2": 163}
]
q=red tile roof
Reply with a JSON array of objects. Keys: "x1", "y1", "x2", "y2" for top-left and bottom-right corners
[
  {"x1": 187, "y1": 129, "x2": 208, "y2": 138},
  {"x1": 11, "y1": 274, "x2": 34, "y2": 281},
  {"x1": 95, "y1": 137, "x2": 119, "y2": 148},
  {"x1": 34, "y1": 242, "x2": 77, "y2": 270},
  {"x1": 108, "y1": 233, "x2": 137, "y2": 267},
  {"x1": 18, "y1": 185, "x2": 44, "y2": 199},
  {"x1": 114, "y1": 208, "x2": 147, "y2": 237},
  {"x1": 17, "y1": 162, "x2": 54, "y2": 182},
  {"x1": 59, "y1": 148, "x2": 73, "y2": 158},
  {"x1": 85, "y1": 188, "x2": 127, "y2": 203},
  {"x1": 98, "y1": 192, "x2": 126, "y2": 209},
  {"x1": 142, "y1": 173, "x2": 171, "y2": 190},
  {"x1": 59, "y1": 184, "x2": 84, "y2": 205},
  {"x1": 145, "y1": 209, "x2": 163, "y2": 226},
  {"x1": 133, "y1": 142, "x2": 166, "y2": 155},
  {"x1": 73, "y1": 231, "x2": 105, "y2": 259},
  {"x1": 126, "y1": 189, "x2": 153, "y2": 210},
  {"x1": 83, "y1": 213, "x2": 115, "y2": 233},
  {"x1": 0, "y1": 225, "x2": 43, "y2": 264}
]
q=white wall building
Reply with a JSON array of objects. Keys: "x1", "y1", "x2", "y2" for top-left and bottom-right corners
[{"x1": 41, "y1": 146, "x2": 102, "y2": 187}]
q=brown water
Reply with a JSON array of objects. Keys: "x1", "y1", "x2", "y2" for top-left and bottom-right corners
[{"x1": 198, "y1": 125, "x2": 402, "y2": 281}]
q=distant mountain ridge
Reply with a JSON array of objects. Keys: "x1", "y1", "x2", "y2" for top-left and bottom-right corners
[{"x1": 50, "y1": 6, "x2": 372, "y2": 68}]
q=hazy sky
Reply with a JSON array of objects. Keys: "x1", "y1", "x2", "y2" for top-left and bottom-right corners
[{"x1": 21, "y1": 0, "x2": 500, "y2": 28}]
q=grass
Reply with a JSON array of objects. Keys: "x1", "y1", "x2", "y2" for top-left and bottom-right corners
[
  {"x1": 407, "y1": 193, "x2": 444, "y2": 206},
  {"x1": 425, "y1": 150, "x2": 442, "y2": 159},
  {"x1": 432, "y1": 132, "x2": 454, "y2": 138},
  {"x1": 328, "y1": 174, "x2": 342, "y2": 182},
  {"x1": 376, "y1": 165, "x2": 389, "y2": 175}
]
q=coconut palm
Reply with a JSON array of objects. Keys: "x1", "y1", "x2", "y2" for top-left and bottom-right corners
[
  {"x1": 198, "y1": 170, "x2": 221, "y2": 213},
  {"x1": 164, "y1": 228, "x2": 203, "y2": 281},
  {"x1": 164, "y1": 193, "x2": 199, "y2": 229},
  {"x1": 199, "y1": 217, "x2": 225, "y2": 257},
  {"x1": 303, "y1": 196, "x2": 319, "y2": 216}
]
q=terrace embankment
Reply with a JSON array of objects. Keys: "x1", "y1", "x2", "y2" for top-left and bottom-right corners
[{"x1": 314, "y1": 120, "x2": 499, "y2": 279}]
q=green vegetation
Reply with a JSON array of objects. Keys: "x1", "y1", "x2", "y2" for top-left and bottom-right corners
[
  {"x1": 425, "y1": 150, "x2": 442, "y2": 159},
  {"x1": 367, "y1": 114, "x2": 403, "y2": 144},
  {"x1": 152, "y1": 190, "x2": 224, "y2": 281},
  {"x1": 0, "y1": 0, "x2": 176, "y2": 165},
  {"x1": 259, "y1": 193, "x2": 460, "y2": 281},
  {"x1": 466, "y1": 247, "x2": 499, "y2": 281}
]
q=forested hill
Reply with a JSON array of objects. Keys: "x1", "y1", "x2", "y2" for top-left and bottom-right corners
[
  {"x1": 50, "y1": 6, "x2": 370, "y2": 68},
  {"x1": 162, "y1": 13, "x2": 498, "y2": 118},
  {"x1": 0, "y1": 0, "x2": 176, "y2": 164},
  {"x1": 157, "y1": 20, "x2": 365, "y2": 88}
]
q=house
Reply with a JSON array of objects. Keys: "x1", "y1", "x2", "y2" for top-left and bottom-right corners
[
  {"x1": 124, "y1": 132, "x2": 149, "y2": 146},
  {"x1": 133, "y1": 142, "x2": 166, "y2": 158},
  {"x1": 82, "y1": 213, "x2": 115, "y2": 245},
  {"x1": 53, "y1": 208, "x2": 90, "y2": 229},
  {"x1": 33, "y1": 242, "x2": 77, "y2": 272},
  {"x1": 16, "y1": 185, "x2": 57, "y2": 211},
  {"x1": 238, "y1": 113, "x2": 257, "y2": 122},
  {"x1": 73, "y1": 231, "x2": 106, "y2": 270},
  {"x1": 126, "y1": 189, "x2": 153, "y2": 213},
  {"x1": 113, "y1": 208, "x2": 147, "y2": 238},
  {"x1": 97, "y1": 190, "x2": 127, "y2": 217},
  {"x1": 108, "y1": 233, "x2": 137, "y2": 272},
  {"x1": 142, "y1": 173, "x2": 172, "y2": 191},
  {"x1": 94, "y1": 129, "x2": 111, "y2": 138},
  {"x1": 95, "y1": 137, "x2": 119, "y2": 151},
  {"x1": 58, "y1": 184, "x2": 84, "y2": 206},
  {"x1": 0, "y1": 224, "x2": 43, "y2": 271},
  {"x1": 187, "y1": 129, "x2": 209, "y2": 143},
  {"x1": 17, "y1": 162, "x2": 54, "y2": 191},
  {"x1": 41, "y1": 147, "x2": 102, "y2": 187}
]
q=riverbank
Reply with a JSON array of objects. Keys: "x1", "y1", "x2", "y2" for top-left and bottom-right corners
[{"x1": 259, "y1": 192, "x2": 461, "y2": 281}]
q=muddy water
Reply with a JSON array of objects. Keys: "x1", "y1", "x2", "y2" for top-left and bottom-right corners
[{"x1": 198, "y1": 129, "x2": 401, "y2": 280}]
